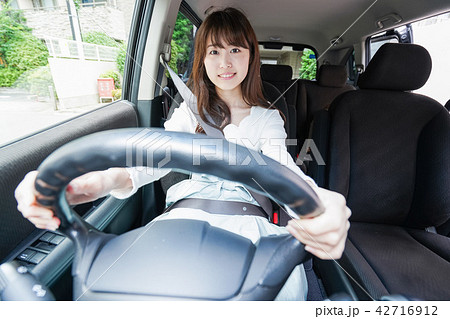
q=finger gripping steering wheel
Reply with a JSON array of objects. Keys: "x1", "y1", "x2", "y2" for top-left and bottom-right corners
[
  {"x1": 34, "y1": 128, "x2": 324, "y2": 300},
  {"x1": 35, "y1": 128, "x2": 323, "y2": 231}
]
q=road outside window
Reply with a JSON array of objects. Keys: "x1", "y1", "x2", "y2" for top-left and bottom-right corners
[{"x1": 0, "y1": 0, "x2": 136, "y2": 146}]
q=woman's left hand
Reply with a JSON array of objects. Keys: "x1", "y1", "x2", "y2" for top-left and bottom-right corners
[{"x1": 286, "y1": 187, "x2": 351, "y2": 260}]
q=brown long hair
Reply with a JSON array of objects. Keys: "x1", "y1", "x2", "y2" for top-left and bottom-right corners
[{"x1": 189, "y1": 7, "x2": 269, "y2": 132}]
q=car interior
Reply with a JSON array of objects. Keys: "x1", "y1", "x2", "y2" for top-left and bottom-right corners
[{"x1": 0, "y1": 0, "x2": 449, "y2": 301}]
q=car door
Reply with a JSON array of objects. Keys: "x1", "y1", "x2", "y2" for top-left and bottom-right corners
[{"x1": 0, "y1": 0, "x2": 165, "y2": 299}]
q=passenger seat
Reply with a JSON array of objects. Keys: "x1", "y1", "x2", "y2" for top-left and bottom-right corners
[{"x1": 317, "y1": 43, "x2": 450, "y2": 300}]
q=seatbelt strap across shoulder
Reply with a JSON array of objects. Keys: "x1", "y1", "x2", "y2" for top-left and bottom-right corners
[
  {"x1": 160, "y1": 56, "x2": 276, "y2": 223},
  {"x1": 161, "y1": 58, "x2": 223, "y2": 138}
]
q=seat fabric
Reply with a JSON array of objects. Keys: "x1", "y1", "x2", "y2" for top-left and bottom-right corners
[
  {"x1": 323, "y1": 43, "x2": 450, "y2": 300},
  {"x1": 297, "y1": 65, "x2": 355, "y2": 149},
  {"x1": 328, "y1": 90, "x2": 449, "y2": 227},
  {"x1": 261, "y1": 64, "x2": 298, "y2": 157},
  {"x1": 261, "y1": 81, "x2": 289, "y2": 134},
  {"x1": 444, "y1": 99, "x2": 450, "y2": 111},
  {"x1": 340, "y1": 223, "x2": 450, "y2": 300}
]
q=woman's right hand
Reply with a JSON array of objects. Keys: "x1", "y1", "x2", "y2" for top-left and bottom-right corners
[{"x1": 15, "y1": 168, "x2": 132, "y2": 230}]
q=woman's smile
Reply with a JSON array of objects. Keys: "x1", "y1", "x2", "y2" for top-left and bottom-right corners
[
  {"x1": 218, "y1": 72, "x2": 236, "y2": 79},
  {"x1": 203, "y1": 41, "x2": 250, "y2": 94}
]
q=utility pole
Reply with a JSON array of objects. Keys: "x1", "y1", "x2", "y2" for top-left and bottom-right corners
[{"x1": 66, "y1": 0, "x2": 84, "y2": 59}]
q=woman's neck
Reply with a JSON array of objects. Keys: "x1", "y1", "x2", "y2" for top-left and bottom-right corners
[{"x1": 216, "y1": 86, "x2": 250, "y2": 110}]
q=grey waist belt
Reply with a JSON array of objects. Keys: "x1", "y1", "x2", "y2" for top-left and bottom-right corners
[{"x1": 165, "y1": 198, "x2": 270, "y2": 221}]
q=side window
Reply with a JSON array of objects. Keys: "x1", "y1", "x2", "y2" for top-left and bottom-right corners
[
  {"x1": 0, "y1": 0, "x2": 136, "y2": 146},
  {"x1": 410, "y1": 12, "x2": 450, "y2": 105},
  {"x1": 368, "y1": 33, "x2": 399, "y2": 60},
  {"x1": 366, "y1": 12, "x2": 450, "y2": 105},
  {"x1": 161, "y1": 11, "x2": 195, "y2": 117},
  {"x1": 170, "y1": 12, "x2": 195, "y2": 80}
]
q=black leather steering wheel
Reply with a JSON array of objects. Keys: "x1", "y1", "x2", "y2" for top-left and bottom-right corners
[
  {"x1": 35, "y1": 128, "x2": 323, "y2": 231},
  {"x1": 33, "y1": 128, "x2": 324, "y2": 300}
]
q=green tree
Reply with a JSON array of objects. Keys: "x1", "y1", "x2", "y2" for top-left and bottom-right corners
[
  {"x1": 116, "y1": 13, "x2": 192, "y2": 80},
  {"x1": 299, "y1": 48, "x2": 317, "y2": 80},
  {"x1": 116, "y1": 42, "x2": 127, "y2": 74},
  {"x1": 5, "y1": 33, "x2": 48, "y2": 70},
  {"x1": 172, "y1": 12, "x2": 193, "y2": 73},
  {"x1": 0, "y1": 4, "x2": 49, "y2": 87},
  {"x1": 165, "y1": 39, "x2": 180, "y2": 78},
  {"x1": 82, "y1": 31, "x2": 120, "y2": 48},
  {"x1": 83, "y1": 31, "x2": 127, "y2": 78},
  {"x1": 0, "y1": 3, "x2": 30, "y2": 51}
]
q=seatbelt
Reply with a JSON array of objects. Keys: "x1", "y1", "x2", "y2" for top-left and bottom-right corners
[
  {"x1": 162, "y1": 59, "x2": 223, "y2": 138},
  {"x1": 166, "y1": 198, "x2": 268, "y2": 219},
  {"x1": 160, "y1": 57, "x2": 275, "y2": 222}
]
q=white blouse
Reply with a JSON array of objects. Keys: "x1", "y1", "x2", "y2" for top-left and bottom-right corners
[
  {"x1": 111, "y1": 102, "x2": 315, "y2": 201},
  {"x1": 110, "y1": 101, "x2": 316, "y2": 300}
]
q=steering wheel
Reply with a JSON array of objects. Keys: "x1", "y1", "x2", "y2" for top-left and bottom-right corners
[{"x1": 34, "y1": 128, "x2": 324, "y2": 300}]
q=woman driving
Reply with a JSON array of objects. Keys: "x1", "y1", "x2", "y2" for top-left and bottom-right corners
[{"x1": 15, "y1": 7, "x2": 351, "y2": 300}]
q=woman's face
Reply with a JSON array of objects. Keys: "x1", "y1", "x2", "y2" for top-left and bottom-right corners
[{"x1": 203, "y1": 39, "x2": 250, "y2": 96}]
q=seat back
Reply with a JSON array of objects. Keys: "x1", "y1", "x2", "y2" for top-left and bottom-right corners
[
  {"x1": 297, "y1": 65, "x2": 355, "y2": 147},
  {"x1": 319, "y1": 44, "x2": 450, "y2": 301},
  {"x1": 326, "y1": 43, "x2": 450, "y2": 228},
  {"x1": 261, "y1": 64, "x2": 298, "y2": 157}
]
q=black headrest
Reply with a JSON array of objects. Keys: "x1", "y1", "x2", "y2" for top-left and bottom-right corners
[
  {"x1": 260, "y1": 64, "x2": 292, "y2": 82},
  {"x1": 261, "y1": 81, "x2": 288, "y2": 116},
  {"x1": 358, "y1": 43, "x2": 432, "y2": 91},
  {"x1": 444, "y1": 100, "x2": 450, "y2": 112},
  {"x1": 317, "y1": 65, "x2": 348, "y2": 88}
]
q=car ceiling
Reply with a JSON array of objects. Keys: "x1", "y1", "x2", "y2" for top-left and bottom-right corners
[{"x1": 185, "y1": 0, "x2": 450, "y2": 54}]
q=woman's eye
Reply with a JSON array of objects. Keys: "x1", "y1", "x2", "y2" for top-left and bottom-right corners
[
  {"x1": 231, "y1": 48, "x2": 241, "y2": 53},
  {"x1": 209, "y1": 50, "x2": 219, "y2": 55}
]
